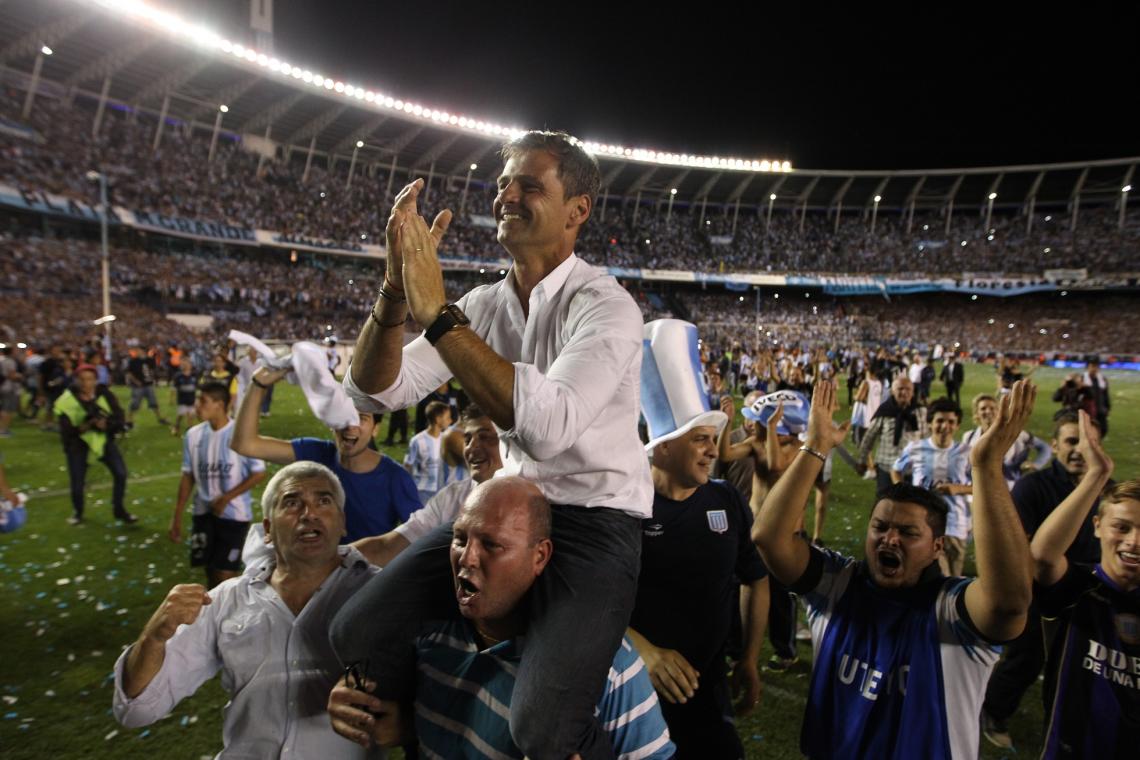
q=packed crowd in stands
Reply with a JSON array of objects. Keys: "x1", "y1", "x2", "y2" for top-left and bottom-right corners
[{"x1": 3, "y1": 90, "x2": 1138, "y2": 275}]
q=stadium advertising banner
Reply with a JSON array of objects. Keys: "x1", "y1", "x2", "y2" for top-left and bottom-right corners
[
  {"x1": 128, "y1": 210, "x2": 257, "y2": 244},
  {"x1": 0, "y1": 182, "x2": 121, "y2": 224},
  {"x1": 257, "y1": 229, "x2": 383, "y2": 258}
]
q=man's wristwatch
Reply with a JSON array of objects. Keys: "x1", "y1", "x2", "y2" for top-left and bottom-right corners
[{"x1": 425, "y1": 304, "x2": 470, "y2": 345}]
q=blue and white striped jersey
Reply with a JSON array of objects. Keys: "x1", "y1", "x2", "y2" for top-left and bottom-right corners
[
  {"x1": 961, "y1": 427, "x2": 1052, "y2": 489},
  {"x1": 796, "y1": 548, "x2": 1001, "y2": 760},
  {"x1": 413, "y1": 621, "x2": 675, "y2": 760},
  {"x1": 182, "y1": 420, "x2": 265, "y2": 522},
  {"x1": 893, "y1": 437, "x2": 973, "y2": 539}
]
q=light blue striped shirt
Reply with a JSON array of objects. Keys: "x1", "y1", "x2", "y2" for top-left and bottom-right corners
[
  {"x1": 893, "y1": 437, "x2": 972, "y2": 539},
  {"x1": 414, "y1": 621, "x2": 674, "y2": 760},
  {"x1": 182, "y1": 420, "x2": 265, "y2": 522}
]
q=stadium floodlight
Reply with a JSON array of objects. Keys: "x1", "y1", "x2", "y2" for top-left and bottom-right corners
[
  {"x1": 470, "y1": 164, "x2": 478, "y2": 171},
  {"x1": 82, "y1": 0, "x2": 794, "y2": 173},
  {"x1": 41, "y1": 45, "x2": 53, "y2": 56},
  {"x1": 356, "y1": 140, "x2": 364, "y2": 148},
  {"x1": 219, "y1": 104, "x2": 228, "y2": 113},
  {"x1": 988, "y1": 192, "x2": 997, "y2": 200},
  {"x1": 670, "y1": 188, "x2": 678, "y2": 195},
  {"x1": 770, "y1": 194, "x2": 777, "y2": 201},
  {"x1": 17, "y1": 343, "x2": 27, "y2": 349},
  {"x1": 93, "y1": 315, "x2": 117, "y2": 326},
  {"x1": 1125, "y1": 185, "x2": 1133, "y2": 193},
  {"x1": 873, "y1": 195, "x2": 882, "y2": 203}
]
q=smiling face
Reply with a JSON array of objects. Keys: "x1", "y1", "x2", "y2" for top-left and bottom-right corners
[
  {"x1": 864, "y1": 499, "x2": 944, "y2": 588},
  {"x1": 450, "y1": 480, "x2": 552, "y2": 627},
  {"x1": 463, "y1": 416, "x2": 502, "y2": 484},
  {"x1": 930, "y1": 411, "x2": 960, "y2": 448},
  {"x1": 333, "y1": 412, "x2": 377, "y2": 459},
  {"x1": 654, "y1": 425, "x2": 719, "y2": 490},
  {"x1": 265, "y1": 474, "x2": 346, "y2": 565},
  {"x1": 1094, "y1": 499, "x2": 1140, "y2": 591},
  {"x1": 493, "y1": 149, "x2": 589, "y2": 256},
  {"x1": 974, "y1": 398, "x2": 997, "y2": 430},
  {"x1": 1053, "y1": 422, "x2": 1086, "y2": 479}
]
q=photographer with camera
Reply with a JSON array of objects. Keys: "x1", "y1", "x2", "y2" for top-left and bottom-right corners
[{"x1": 53, "y1": 363, "x2": 136, "y2": 525}]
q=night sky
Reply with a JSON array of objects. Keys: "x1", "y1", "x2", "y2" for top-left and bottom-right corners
[{"x1": 178, "y1": 1, "x2": 1136, "y2": 171}]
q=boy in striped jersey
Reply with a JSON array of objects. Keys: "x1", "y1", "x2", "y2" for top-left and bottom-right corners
[
  {"x1": 891, "y1": 397, "x2": 974, "y2": 576},
  {"x1": 328, "y1": 477, "x2": 675, "y2": 759},
  {"x1": 170, "y1": 382, "x2": 267, "y2": 588}
]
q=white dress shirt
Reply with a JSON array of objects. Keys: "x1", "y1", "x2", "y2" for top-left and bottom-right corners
[
  {"x1": 344, "y1": 254, "x2": 652, "y2": 517},
  {"x1": 395, "y1": 477, "x2": 475, "y2": 544},
  {"x1": 113, "y1": 547, "x2": 382, "y2": 759}
]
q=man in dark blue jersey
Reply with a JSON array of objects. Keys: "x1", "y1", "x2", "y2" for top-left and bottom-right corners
[{"x1": 753, "y1": 379, "x2": 1036, "y2": 760}]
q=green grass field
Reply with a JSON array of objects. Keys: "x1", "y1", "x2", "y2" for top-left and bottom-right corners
[{"x1": 1, "y1": 365, "x2": 1137, "y2": 759}]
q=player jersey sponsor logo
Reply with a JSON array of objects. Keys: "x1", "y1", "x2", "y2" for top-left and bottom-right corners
[{"x1": 706, "y1": 510, "x2": 728, "y2": 534}]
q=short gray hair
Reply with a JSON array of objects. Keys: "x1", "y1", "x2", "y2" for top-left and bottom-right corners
[{"x1": 261, "y1": 461, "x2": 345, "y2": 521}]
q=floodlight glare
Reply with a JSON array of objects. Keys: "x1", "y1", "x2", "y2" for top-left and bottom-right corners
[
  {"x1": 1125, "y1": 185, "x2": 1133, "y2": 193},
  {"x1": 41, "y1": 45, "x2": 53, "y2": 56},
  {"x1": 670, "y1": 188, "x2": 677, "y2": 195},
  {"x1": 769, "y1": 193, "x2": 777, "y2": 201},
  {"x1": 470, "y1": 163, "x2": 478, "y2": 171},
  {"x1": 873, "y1": 195, "x2": 881, "y2": 203},
  {"x1": 93, "y1": 315, "x2": 117, "y2": 326},
  {"x1": 988, "y1": 192, "x2": 997, "y2": 200},
  {"x1": 219, "y1": 104, "x2": 229, "y2": 113},
  {"x1": 355, "y1": 140, "x2": 364, "y2": 148}
]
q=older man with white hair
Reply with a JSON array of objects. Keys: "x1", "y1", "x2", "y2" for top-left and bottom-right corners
[{"x1": 113, "y1": 461, "x2": 382, "y2": 759}]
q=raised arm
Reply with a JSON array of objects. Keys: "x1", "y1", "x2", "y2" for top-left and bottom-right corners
[
  {"x1": 718, "y1": 395, "x2": 755, "y2": 463},
  {"x1": 230, "y1": 366, "x2": 295, "y2": 464},
  {"x1": 1030, "y1": 410, "x2": 1113, "y2": 586},
  {"x1": 963, "y1": 380, "x2": 1036, "y2": 641},
  {"x1": 350, "y1": 179, "x2": 452, "y2": 395},
  {"x1": 121, "y1": 584, "x2": 211, "y2": 699},
  {"x1": 753, "y1": 381, "x2": 849, "y2": 584}
]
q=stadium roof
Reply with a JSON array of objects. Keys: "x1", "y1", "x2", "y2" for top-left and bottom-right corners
[{"x1": 2, "y1": 0, "x2": 1137, "y2": 215}]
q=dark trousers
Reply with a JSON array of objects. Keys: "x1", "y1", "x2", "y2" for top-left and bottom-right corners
[
  {"x1": 660, "y1": 667, "x2": 743, "y2": 759},
  {"x1": 330, "y1": 505, "x2": 642, "y2": 760},
  {"x1": 64, "y1": 441, "x2": 128, "y2": 518},
  {"x1": 875, "y1": 465, "x2": 894, "y2": 498},
  {"x1": 768, "y1": 576, "x2": 797, "y2": 660},
  {"x1": 384, "y1": 408, "x2": 408, "y2": 444},
  {"x1": 945, "y1": 382, "x2": 961, "y2": 407},
  {"x1": 983, "y1": 603, "x2": 1045, "y2": 721}
]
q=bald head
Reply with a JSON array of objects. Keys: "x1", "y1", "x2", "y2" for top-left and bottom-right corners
[
  {"x1": 463, "y1": 476, "x2": 551, "y2": 543},
  {"x1": 891, "y1": 376, "x2": 914, "y2": 406}
]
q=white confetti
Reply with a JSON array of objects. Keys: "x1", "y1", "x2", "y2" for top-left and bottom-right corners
[
  {"x1": 104, "y1": 729, "x2": 118, "y2": 741},
  {"x1": 43, "y1": 690, "x2": 55, "y2": 698},
  {"x1": 55, "y1": 578, "x2": 70, "y2": 586},
  {"x1": 2, "y1": 696, "x2": 17, "y2": 705}
]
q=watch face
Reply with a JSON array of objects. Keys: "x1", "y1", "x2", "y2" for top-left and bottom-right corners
[{"x1": 446, "y1": 304, "x2": 470, "y2": 326}]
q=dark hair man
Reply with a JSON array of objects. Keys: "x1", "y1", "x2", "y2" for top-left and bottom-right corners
[
  {"x1": 335, "y1": 131, "x2": 649, "y2": 759},
  {"x1": 328, "y1": 477, "x2": 674, "y2": 759},
  {"x1": 231, "y1": 365, "x2": 420, "y2": 542},
  {"x1": 891, "y1": 397, "x2": 973, "y2": 576},
  {"x1": 53, "y1": 363, "x2": 134, "y2": 525},
  {"x1": 114, "y1": 461, "x2": 379, "y2": 758},
  {"x1": 170, "y1": 382, "x2": 266, "y2": 588},
  {"x1": 353, "y1": 404, "x2": 503, "y2": 568},
  {"x1": 753, "y1": 380, "x2": 1035, "y2": 759}
]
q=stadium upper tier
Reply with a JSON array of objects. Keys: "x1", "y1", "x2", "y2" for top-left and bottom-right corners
[
  {"x1": 1, "y1": 0, "x2": 1136, "y2": 234},
  {"x1": 2, "y1": 90, "x2": 1138, "y2": 278}
]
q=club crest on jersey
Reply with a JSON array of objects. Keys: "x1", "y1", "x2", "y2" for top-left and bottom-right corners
[{"x1": 706, "y1": 510, "x2": 728, "y2": 534}]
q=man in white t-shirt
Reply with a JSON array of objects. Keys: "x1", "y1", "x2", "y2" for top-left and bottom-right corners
[
  {"x1": 404, "y1": 400, "x2": 452, "y2": 503},
  {"x1": 354, "y1": 404, "x2": 502, "y2": 567}
]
